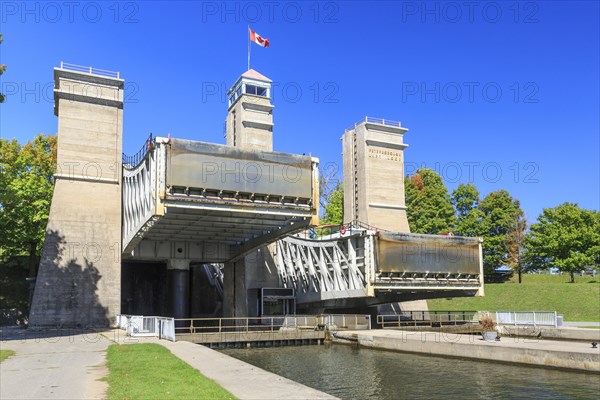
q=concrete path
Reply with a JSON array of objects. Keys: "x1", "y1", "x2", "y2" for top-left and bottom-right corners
[
  {"x1": 142, "y1": 337, "x2": 338, "y2": 400},
  {"x1": 1, "y1": 327, "x2": 337, "y2": 400},
  {"x1": 0, "y1": 327, "x2": 111, "y2": 400},
  {"x1": 563, "y1": 321, "x2": 600, "y2": 327}
]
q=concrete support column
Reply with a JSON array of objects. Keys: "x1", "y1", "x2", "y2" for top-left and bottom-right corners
[
  {"x1": 223, "y1": 259, "x2": 247, "y2": 318},
  {"x1": 167, "y1": 259, "x2": 190, "y2": 320}
]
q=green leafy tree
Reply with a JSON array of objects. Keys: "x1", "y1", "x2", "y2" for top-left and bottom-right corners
[
  {"x1": 0, "y1": 134, "x2": 57, "y2": 277},
  {"x1": 405, "y1": 168, "x2": 456, "y2": 234},
  {"x1": 506, "y1": 212, "x2": 528, "y2": 283},
  {"x1": 321, "y1": 183, "x2": 343, "y2": 226},
  {"x1": 0, "y1": 33, "x2": 6, "y2": 103},
  {"x1": 452, "y1": 183, "x2": 484, "y2": 237},
  {"x1": 478, "y1": 189, "x2": 524, "y2": 275},
  {"x1": 523, "y1": 203, "x2": 599, "y2": 283}
]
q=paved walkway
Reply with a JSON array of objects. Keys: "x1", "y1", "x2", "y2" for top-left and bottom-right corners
[
  {"x1": 0, "y1": 327, "x2": 111, "y2": 400},
  {"x1": 563, "y1": 321, "x2": 600, "y2": 327},
  {"x1": 1, "y1": 328, "x2": 337, "y2": 400}
]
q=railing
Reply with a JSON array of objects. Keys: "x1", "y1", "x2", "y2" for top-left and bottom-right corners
[
  {"x1": 348, "y1": 220, "x2": 392, "y2": 233},
  {"x1": 59, "y1": 61, "x2": 121, "y2": 79},
  {"x1": 174, "y1": 314, "x2": 371, "y2": 335},
  {"x1": 377, "y1": 311, "x2": 479, "y2": 328},
  {"x1": 175, "y1": 316, "x2": 290, "y2": 335},
  {"x1": 346, "y1": 116, "x2": 402, "y2": 132},
  {"x1": 122, "y1": 133, "x2": 153, "y2": 168},
  {"x1": 494, "y1": 311, "x2": 558, "y2": 328},
  {"x1": 321, "y1": 314, "x2": 371, "y2": 330},
  {"x1": 117, "y1": 314, "x2": 176, "y2": 341},
  {"x1": 122, "y1": 137, "x2": 168, "y2": 253}
]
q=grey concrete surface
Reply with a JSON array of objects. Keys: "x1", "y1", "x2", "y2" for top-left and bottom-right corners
[
  {"x1": 0, "y1": 327, "x2": 111, "y2": 399},
  {"x1": 563, "y1": 321, "x2": 600, "y2": 327},
  {"x1": 497, "y1": 324, "x2": 600, "y2": 341},
  {"x1": 333, "y1": 329, "x2": 600, "y2": 373},
  {"x1": 141, "y1": 337, "x2": 338, "y2": 400}
]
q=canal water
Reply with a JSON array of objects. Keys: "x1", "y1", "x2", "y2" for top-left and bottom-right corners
[{"x1": 221, "y1": 344, "x2": 600, "y2": 399}]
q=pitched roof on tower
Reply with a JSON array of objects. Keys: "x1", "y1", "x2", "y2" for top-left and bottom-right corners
[{"x1": 241, "y1": 69, "x2": 272, "y2": 83}]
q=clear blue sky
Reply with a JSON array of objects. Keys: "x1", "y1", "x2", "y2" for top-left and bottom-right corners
[{"x1": 1, "y1": 1, "x2": 598, "y2": 222}]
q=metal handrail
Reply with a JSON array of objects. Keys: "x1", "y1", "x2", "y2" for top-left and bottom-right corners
[
  {"x1": 122, "y1": 133, "x2": 153, "y2": 168},
  {"x1": 117, "y1": 315, "x2": 176, "y2": 341},
  {"x1": 59, "y1": 61, "x2": 120, "y2": 79},
  {"x1": 377, "y1": 310, "x2": 479, "y2": 328},
  {"x1": 494, "y1": 311, "x2": 558, "y2": 328},
  {"x1": 174, "y1": 316, "x2": 297, "y2": 335},
  {"x1": 345, "y1": 116, "x2": 402, "y2": 132},
  {"x1": 174, "y1": 314, "x2": 372, "y2": 335}
]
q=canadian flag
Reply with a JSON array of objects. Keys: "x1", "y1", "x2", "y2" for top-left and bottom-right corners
[{"x1": 249, "y1": 28, "x2": 269, "y2": 48}]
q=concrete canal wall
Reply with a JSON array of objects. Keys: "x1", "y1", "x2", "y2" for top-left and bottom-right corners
[{"x1": 332, "y1": 329, "x2": 600, "y2": 373}]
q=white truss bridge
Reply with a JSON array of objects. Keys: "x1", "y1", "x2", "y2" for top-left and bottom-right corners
[{"x1": 274, "y1": 229, "x2": 484, "y2": 305}]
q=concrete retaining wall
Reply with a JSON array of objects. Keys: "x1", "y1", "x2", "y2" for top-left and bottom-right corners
[{"x1": 332, "y1": 330, "x2": 599, "y2": 373}]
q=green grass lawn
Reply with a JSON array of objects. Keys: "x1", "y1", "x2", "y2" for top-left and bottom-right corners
[
  {"x1": 428, "y1": 274, "x2": 600, "y2": 322},
  {"x1": 0, "y1": 350, "x2": 16, "y2": 362},
  {"x1": 107, "y1": 344, "x2": 236, "y2": 400}
]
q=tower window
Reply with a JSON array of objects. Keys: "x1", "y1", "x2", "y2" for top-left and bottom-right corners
[{"x1": 245, "y1": 85, "x2": 267, "y2": 97}]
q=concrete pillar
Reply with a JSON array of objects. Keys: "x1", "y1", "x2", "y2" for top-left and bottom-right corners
[
  {"x1": 167, "y1": 259, "x2": 190, "y2": 319},
  {"x1": 29, "y1": 65, "x2": 123, "y2": 327},
  {"x1": 223, "y1": 247, "x2": 280, "y2": 318},
  {"x1": 223, "y1": 259, "x2": 247, "y2": 318}
]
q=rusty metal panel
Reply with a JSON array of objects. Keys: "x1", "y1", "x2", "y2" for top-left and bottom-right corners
[
  {"x1": 377, "y1": 233, "x2": 481, "y2": 275},
  {"x1": 167, "y1": 139, "x2": 313, "y2": 198}
]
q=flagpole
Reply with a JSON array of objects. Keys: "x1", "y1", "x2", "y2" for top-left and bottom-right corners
[{"x1": 247, "y1": 26, "x2": 251, "y2": 70}]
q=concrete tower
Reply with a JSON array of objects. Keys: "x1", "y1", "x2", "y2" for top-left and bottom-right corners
[
  {"x1": 342, "y1": 118, "x2": 410, "y2": 233},
  {"x1": 225, "y1": 69, "x2": 274, "y2": 151},
  {"x1": 29, "y1": 65, "x2": 124, "y2": 327},
  {"x1": 222, "y1": 69, "x2": 279, "y2": 318}
]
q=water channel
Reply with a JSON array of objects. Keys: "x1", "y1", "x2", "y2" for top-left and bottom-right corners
[{"x1": 221, "y1": 344, "x2": 600, "y2": 399}]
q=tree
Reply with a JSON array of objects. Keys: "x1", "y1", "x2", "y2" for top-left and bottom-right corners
[
  {"x1": 405, "y1": 168, "x2": 456, "y2": 234},
  {"x1": 0, "y1": 134, "x2": 57, "y2": 277},
  {"x1": 0, "y1": 33, "x2": 6, "y2": 103},
  {"x1": 319, "y1": 164, "x2": 341, "y2": 212},
  {"x1": 506, "y1": 212, "x2": 528, "y2": 283},
  {"x1": 452, "y1": 183, "x2": 485, "y2": 237},
  {"x1": 523, "y1": 203, "x2": 599, "y2": 283},
  {"x1": 321, "y1": 183, "x2": 343, "y2": 226},
  {"x1": 478, "y1": 189, "x2": 524, "y2": 275}
]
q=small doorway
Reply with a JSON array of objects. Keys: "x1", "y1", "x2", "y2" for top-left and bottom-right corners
[{"x1": 259, "y1": 288, "x2": 295, "y2": 317}]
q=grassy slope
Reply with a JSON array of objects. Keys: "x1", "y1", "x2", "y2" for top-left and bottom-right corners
[
  {"x1": 428, "y1": 274, "x2": 600, "y2": 322},
  {"x1": 0, "y1": 350, "x2": 16, "y2": 362},
  {"x1": 107, "y1": 344, "x2": 236, "y2": 400}
]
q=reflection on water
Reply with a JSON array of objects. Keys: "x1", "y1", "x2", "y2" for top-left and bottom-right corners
[{"x1": 221, "y1": 344, "x2": 600, "y2": 399}]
